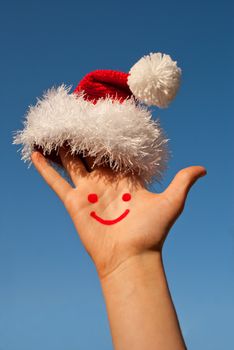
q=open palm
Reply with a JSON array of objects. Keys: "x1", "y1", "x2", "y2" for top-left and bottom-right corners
[{"x1": 31, "y1": 149, "x2": 206, "y2": 279}]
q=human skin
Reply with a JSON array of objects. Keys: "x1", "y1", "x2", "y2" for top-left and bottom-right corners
[{"x1": 31, "y1": 148, "x2": 206, "y2": 350}]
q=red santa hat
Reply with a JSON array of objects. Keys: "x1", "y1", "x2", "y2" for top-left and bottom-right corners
[{"x1": 14, "y1": 52, "x2": 181, "y2": 184}]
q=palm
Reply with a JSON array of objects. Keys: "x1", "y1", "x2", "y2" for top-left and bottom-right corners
[
  {"x1": 64, "y1": 175, "x2": 170, "y2": 276},
  {"x1": 31, "y1": 149, "x2": 206, "y2": 278}
]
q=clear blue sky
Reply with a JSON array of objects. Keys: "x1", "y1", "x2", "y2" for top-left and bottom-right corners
[{"x1": 1, "y1": 0, "x2": 233, "y2": 349}]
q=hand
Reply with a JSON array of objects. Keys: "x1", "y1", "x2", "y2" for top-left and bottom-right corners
[{"x1": 31, "y1": 148, "x2": 206, "y2": 279}]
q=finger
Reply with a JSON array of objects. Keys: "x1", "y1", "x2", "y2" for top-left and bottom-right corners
[
  {"x1": 164, "y1": 166, "x2": 207, "y2": 207},
  {"x1": 31, "y1": 151, "x2": 72, "y2": 202},
  {"x1": 59, "y1": 147, "x2": 88, "y2": 186},
  {"x1": 82, "y1": 155, "x2": 98, "y2": 172}
]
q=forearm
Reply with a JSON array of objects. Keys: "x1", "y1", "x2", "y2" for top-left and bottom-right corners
[{"x1": 100, "y1": 251, "x2": 186, "y2": 350}]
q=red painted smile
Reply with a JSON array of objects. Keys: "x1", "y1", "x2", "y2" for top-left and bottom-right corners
[{"x1": 90, "y1": 209, "x2": 130, "y2": 225}]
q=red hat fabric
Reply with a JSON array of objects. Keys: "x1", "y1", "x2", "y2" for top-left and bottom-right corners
[{"x1": 74, "y1": 70, "x2": 132, "y2": 103}]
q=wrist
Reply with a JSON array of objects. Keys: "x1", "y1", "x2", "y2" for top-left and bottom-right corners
[
  {"x1": 99, "y1": 250, "x2": 186, "y2": 350},
  {"x1": 100, "y1": 250, "x2": 163, "y2": 288}
]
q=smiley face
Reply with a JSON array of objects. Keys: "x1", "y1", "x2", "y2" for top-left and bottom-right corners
[{"x1": 88, "y1": 193, "x2": 131, "y2": 225}]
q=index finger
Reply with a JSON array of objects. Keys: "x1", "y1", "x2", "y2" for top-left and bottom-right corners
[{"x1": 31, "y1": 151, "x2": 72, "y2": 202}]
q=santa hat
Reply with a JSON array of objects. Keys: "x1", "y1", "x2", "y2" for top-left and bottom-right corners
[{"x1": 14, "y1": 52, "x2": 181, "y2": 184}]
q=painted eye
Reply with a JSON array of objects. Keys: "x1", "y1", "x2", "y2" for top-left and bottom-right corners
[
  {"x1": 122, "y1": 193, "x2": 131, "y2": 202},
  {"x1": 88, "y1": 193, "x2": 98, "y2": 203}
]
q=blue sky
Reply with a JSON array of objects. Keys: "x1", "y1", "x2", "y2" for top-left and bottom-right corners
[{"x1": 0, "y1": 0, "x2": 233, "y2": 349}]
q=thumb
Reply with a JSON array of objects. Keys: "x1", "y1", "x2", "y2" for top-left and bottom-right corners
[{"x1": 164, "y1": 166, "x2": 207, "y2": 211}]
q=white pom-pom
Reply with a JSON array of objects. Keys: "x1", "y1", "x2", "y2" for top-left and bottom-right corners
[{"x1": 127, "y1": 52, "x2": 181, "y2": 108}]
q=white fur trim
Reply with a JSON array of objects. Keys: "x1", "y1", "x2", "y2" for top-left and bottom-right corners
[
  {"x1": 13, "y1": 85, "x2": 169, "y2": 184},
  {"x1": 128, "y1": 52, "x2": 181, "y2": 108}
]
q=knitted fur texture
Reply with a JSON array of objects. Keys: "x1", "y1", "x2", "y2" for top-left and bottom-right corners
[
  {"x1": 128, "y1": 53, "x2": 181, "y2": 108},
  {"x1": 13, "y1": 85, "x2": 169, "y2": 184}
]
